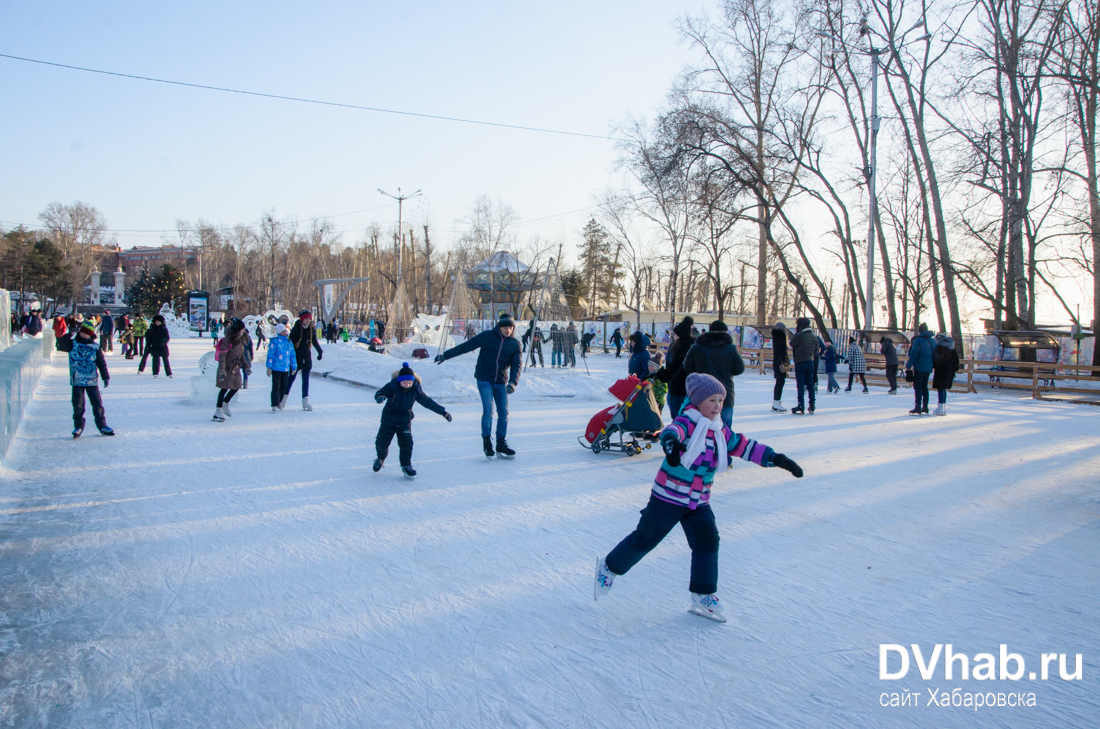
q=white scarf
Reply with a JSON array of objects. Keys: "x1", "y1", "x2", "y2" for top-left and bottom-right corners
[{"x1": 681, "y1": 408, "x2": 728, "y2": 475}]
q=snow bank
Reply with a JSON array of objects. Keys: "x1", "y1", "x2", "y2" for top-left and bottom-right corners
[{"x1": 314, "y1": 341, "x2": 614, "y2": 402}]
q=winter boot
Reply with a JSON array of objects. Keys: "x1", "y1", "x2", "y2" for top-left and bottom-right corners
[
  {"x1": 594, "y1": 557, "x2": 616, "y2": 601},
  {"x1": 495, "y1": 438, "x2": 516, "y2": 459},
  {"x1": 212, "y1": 408, "x2": 226, "y2": 422},
  {"x1": 482, "y1": 436, "x2": 495, "y2": 460},
  {"x1": 689, "y1": 593, "x2": 727, "y2": 622},
  {"x1": 302, "y1": 397, "x2": 312, "y2": 411},
  {"x1": 401, "y1": 466, "x2": 416, "y2": 479},
  {"x1": 373, "y1": 458, "x2": 384, "y2": 472},
  {"x1": 98, "y1": 426, "x2": 115, "y2": 436},
  {"x1": 772, "y1": 400, "x2": 787, "y2": 412},
  {"x1": 790, "y1": 405, "x2": 805, "y2": 415}
]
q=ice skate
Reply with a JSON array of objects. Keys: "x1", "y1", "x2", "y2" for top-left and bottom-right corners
[
  {"x1": 302, "y1": 397, "x2": 312, "y2": 411},
  {"x1": 222, "y1": 402, "x2": 232, "y2": 417},
  {"x1": 771, "y1": 400, "x2": 787, "y2": 412},
  {"x1": 807, "y1": 405, "x2": 815, "y2": 415},
  {"x1": 495, "y1": 438, "x2": 516, "y2": 459},
  {"x1": 373, "y1": 458, "x2": 384, "y2": 472},
  {"x1": 482, "y1": 436, "x2": 495, "y2": 460},
  {"x1": 934, "y1": 404, "x2": 946, "y2": 416},
  {"x1": 862, "y1": 387, "x2": 869, "y2": 393},
  {"x1": 98, "y1": 426, "x2": 115, "y2": 436},
  {"x1": 271, "y1": 406, "x2": 278, "y2": 413},
  {"x1": 689, "y1": 593, "x2": 727, "y2": 622},
  {"x1": 152, "y1": 374, "x2": 158, "y2": 379},
  {"x1": 888, "y1": 389, "x2": 897, "y2": 395},
  {"x1": 594, "y1": 557, "x2": 615, "y2": 601},
  {"x1": 278, "y1": 394, "x2": 287, "y2": 410},
  {"x1": 909, "y1": 407, "x2": 921, "y2": 416},
  {"x1": 401, "y1": 466, "x2": 416, "y2": 479},
  {"x1": 72, "y1": 425, "x2": 83, "y2": 439},
  {"x1": 790, "y1": 405, "x2": 804, "y2": 415},
  {"x1": 212, "y1": 408, "x2": 226, "y2": 422},
  {"x1": 921, "y1": 406, "x2": 930, "y2": 415}
]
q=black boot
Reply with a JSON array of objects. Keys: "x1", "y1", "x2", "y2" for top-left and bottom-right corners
[
  {"x1": 373, "y1": 458, "x2": 383, "y2": 472},
  {"x1": 482, "y1": 436, "x2": 495, "y2": 459},
  {"x1": 495, "y1": 438, "x2": 516, "y2": 459}
]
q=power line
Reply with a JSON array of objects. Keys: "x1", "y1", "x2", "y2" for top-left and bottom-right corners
[{"x1": 0, "y1": 52, "x2": 623, "y2": 142}]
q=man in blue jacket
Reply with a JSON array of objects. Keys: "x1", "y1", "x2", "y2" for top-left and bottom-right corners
[
  {"x1": 905, "y1": 323, "x2": 936, "y2": 415},
  {"x1": 436, "y1": 312, "x2": 522, "y2": 459}
]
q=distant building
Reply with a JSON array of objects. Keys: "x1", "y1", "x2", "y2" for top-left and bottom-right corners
[{"x1": 118, "y1": 244, "x2": 197, "y2": 276}]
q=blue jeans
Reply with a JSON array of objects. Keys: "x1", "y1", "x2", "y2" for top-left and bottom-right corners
[
  {"x1": 477, "y1": 379, "x2": 508, "y2": 439},
  {"x1": 795, "y1": 360, "x2": 816, "y2": 409}
]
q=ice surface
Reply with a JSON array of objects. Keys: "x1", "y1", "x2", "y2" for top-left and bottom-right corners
[{"x1": 0, "y1": 338, "x2": 1097, "y2": 727}]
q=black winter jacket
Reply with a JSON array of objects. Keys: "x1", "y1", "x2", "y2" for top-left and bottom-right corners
[
  {"x1": 682, "y1": 331, "x2": 745, "y2": 409},
  {"x1": 772, "y1": 329, "x2": 789, "y2": 374},
  {"x1": 290, "y1": 320, "x2": 323, "y2": 369},
  {"x1": 442, "y1": 327, "x2": 522, "y2": 386},
  {"x1": 881, "y1": 340, "x2": 899, "y2": 367},
  {"x1": 790, "y1": 329, "x2": 818, "y2": 363},
  {"x1": 375, "y1": 375, "x2": 447, "y2": 426},
  {"x1": 145, "y1": 324, "x2": 170, "y2": 354},
  {"x1": 932, "y1": 345, "x2": 961, "y2": 390},
  {"x1": 653, "y1": 335, "x2": 695, "y2": 396}
]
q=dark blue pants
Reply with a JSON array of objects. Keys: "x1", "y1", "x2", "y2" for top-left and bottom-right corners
[
  {"x1": 286, "y1": 367, "x2": 311, "y2": 397},
  {"x1": 605, "y1": 494, "x2": 720, "y2": 595},
  {"x1": 914, "y1": 371, "x2": 930, "y2": 410},
  {"x1": 72, "y1": 386, "x2": 106, "y2": 429},
  {"x1": 376, "y1": 422, "x2": 413, "y2": 467},
  {"x1": 795, "y1": 360, "x2": 816, "y2": 409}
]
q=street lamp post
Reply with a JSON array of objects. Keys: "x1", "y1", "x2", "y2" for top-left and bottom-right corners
[{"x1": 378, "y1": 187, "x2": 422, "y2": 279}]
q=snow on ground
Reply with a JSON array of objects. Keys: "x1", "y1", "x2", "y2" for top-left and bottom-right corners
[{"x1": 0, "y1": 336, "x2": 1097, "y2": 728}]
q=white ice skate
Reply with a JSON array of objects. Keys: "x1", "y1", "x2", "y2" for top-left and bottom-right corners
[
  {"x1": 212, "y1": 407, "x2": 225, "y2": 422},
  {"x1": 594, "y1": 557, "x2": 615, "y2": 601},
  {"x1": 302, "y1": 397, "x2": 312, "y2": 411},
  {"x1": 278, "y1": 394, "x2": 287, "y2": 410},
  {"x1": 689, "y1": 593, "x2": 727, "y2": 622},
  {"x1": 772, "y1": 400, "x2": 787, "y2": 412},
  {"x1": 934, "y1": 404, "x2": 946, "y2": 416},
  {"x1": 222, "y1": 402, "x2": 232, "y2": 417}
]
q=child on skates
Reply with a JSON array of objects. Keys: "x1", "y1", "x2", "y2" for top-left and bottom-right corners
[
  {"x1": 373, "y1": 362, "x2": 452, "y2": 478},
  {"x1": 58, "y1": 321, "x2": 115, "y2": 437},
  {"x1": 594, "y1": 373, "x2": 802, "y2": 621}
]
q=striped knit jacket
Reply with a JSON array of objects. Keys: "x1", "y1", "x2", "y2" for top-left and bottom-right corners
[{"x1": 652, "y1": 406, "x2": 776, "y2": 509}]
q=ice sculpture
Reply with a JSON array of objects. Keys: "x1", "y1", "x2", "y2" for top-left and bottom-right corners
[{"x1": 159, "y1": 303, "x2": 193, "y2": 338}]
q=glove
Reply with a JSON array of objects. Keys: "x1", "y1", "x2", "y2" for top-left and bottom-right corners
[
  {"x1": 266, "y1": 368, "x2": 272, "y2": 377},
  {"x1": 506, "y1": 384, "x2": 515, "y2": 395},
  {"x1": 434, "y1": 354, "x2": 445, "y2": 364},
  {"x1": 374, "y1": 394, "x2": 385, "y2": 404},
  {"x1": 771, "y1": 453, "x2": 803, "y2": 478},
  {"x1": 444, "y1": 412, "x2": 452, "y2": 422},
  {"x1": 317, "y1": 352, "x2": 322, "y2": 361},
  {"x1": 102, "y1": 379, "x2": 109, "y2": 388},
  {"x1": 660, "y1": 432, "x2": 684, "y2": 467}
]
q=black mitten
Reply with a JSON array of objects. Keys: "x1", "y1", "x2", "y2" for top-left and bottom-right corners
[
  {"x1": 772, "y1": 453, "x2": 803, "y2": 478},
  {"x1": 660, "y1": 432, "x2": 684, "y2": 467}
]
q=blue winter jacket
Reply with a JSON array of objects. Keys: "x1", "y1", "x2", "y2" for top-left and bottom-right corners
[
  {"x1": 822, "y1": 347, "x2": 837, "y2": 373},
  {"x1": 58, "y1": 334, "x2": 109, "y2": 387},
  {"x1": 906, "y1": 330, "x2": 936, "y2": 373},
  {"x1": 441, "y1": 327, "x2": 521, "y2": 386},
  {"x1": 266, "y1": 334, "x2": 298, "y2": 373}
]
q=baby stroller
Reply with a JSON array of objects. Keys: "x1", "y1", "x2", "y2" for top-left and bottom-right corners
[{"x1": 579, "y1": 375, "x2": 663, "y2": 456}]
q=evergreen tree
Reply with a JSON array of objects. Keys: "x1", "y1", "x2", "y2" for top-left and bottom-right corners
[
  {"x1": 578, "y1": 219, "x2": 614, "y2": 314},
  {"x1": 126, "y1": 265, "x2": 156, "y2": 317},
  {"x1": 152, "y1": 263, "x2": 187, "y2": 315}
]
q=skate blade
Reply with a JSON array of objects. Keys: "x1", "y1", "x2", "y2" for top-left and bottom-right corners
[
  {"x1": 688, "y1": 606, "x2": 727, "y2": 623},
  {"x1": 496, "y1": 453, "x2": 515, "y2": 460}
]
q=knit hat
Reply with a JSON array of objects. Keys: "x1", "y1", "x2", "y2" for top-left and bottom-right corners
[
  {"x1": 673, "y1": 318, "x2": 693, "y2": 339},
  {"x1": 299, "y1": 310, "x2": 312, "y2": 320},
  {"x1": 709, "y1": 320, "x2": 728, "y2": 332},
  {"x1": 497, "y1": 313, "x2": 515, "y2": 329},
  {"x1": 685, "y1": 372, "x2": 726, "y2": 408},
  {"x1": 79, "y1": 321, "x2": 96, "y2": 336},
  {"x1": 397, "y1": 362, "x2": 415, "y2": 383},
  {"x1": 796, "y1": 317, "x2": 810, "y2": 330},
  {"x1": 774, "y1": 321, "x2": 786, "y2": 331},
  {"x1": 275, "y1": 323, "x2": 288, "y2": 335}
]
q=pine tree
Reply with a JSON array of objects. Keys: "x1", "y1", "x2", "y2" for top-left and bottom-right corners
[{"x1": 578, "y1": 219, "x2": 612, "y2": 314}]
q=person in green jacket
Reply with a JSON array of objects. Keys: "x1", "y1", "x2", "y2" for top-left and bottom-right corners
[{"x1": 131, "y1": 316, "x2": 148, "y2": 357}]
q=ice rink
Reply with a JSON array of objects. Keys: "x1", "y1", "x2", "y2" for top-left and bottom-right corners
[{"x1": 1, "y1": 337, "x2": 1097, "y2": 728}]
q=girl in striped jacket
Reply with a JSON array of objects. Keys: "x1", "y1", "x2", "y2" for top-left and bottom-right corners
[{"x1": 594, "y1": 373, "x2": 803, "y2": 621}]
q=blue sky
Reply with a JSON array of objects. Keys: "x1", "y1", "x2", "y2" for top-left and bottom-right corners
[{"x1": 0, "y1": 1, "x2": 705, "y2": 252}]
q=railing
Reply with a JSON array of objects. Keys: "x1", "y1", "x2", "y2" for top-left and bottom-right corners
[{"x1": 740, "y1": 348, "x2": 1100, "y2": 403}]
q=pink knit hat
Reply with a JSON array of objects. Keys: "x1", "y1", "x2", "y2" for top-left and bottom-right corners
[{"x1": 685, "y1": 373, "x2": 726, "y2": 407}]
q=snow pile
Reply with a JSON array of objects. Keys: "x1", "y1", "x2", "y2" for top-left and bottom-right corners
[{"x1": 314, "y1": 340, "x2": 613, "y2": 402}]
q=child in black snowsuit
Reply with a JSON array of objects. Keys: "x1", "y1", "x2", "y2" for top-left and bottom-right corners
[
  {"x1": 373, "y1": 362, "x2": 452, "y2": 478},
  {"x1": 57, "y1": 321, "x2": 114, "y2": 437}
]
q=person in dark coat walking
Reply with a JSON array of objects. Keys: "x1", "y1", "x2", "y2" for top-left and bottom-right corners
[
  {"x1": 436, "y1": 312, "x2": 522, "y2": 459},
  {"x1": 373, "y1": 362, "x2": 452, "y2": 478},
  {"x1": 905, "y1": 323, "x2": 936, "y2": 415},
  {"x1": 789, "y1": 317, "x2": 818, "y2": 414},
  {"x1": 682, "y1": 320, "x2": 745, "y2": 428},
  {"x1": 98, "y1": 311, "x2": 114, "y2": 352},
  {"x1": 881, "y1": 337, "x2": 900, "y2": 394},
  {"x1": 931, "y1": 334, "x2": 961, "y2": 416},
  {"x1": 628, "y1": 331, "x2": 651, "y2": 379},
  {"x1": 57, "y1": 321, "x2": 114, "y2": 437},
  {"x1": 651, "y1": 317, "x2": 694, "y2": 419},
  {"x1": 610, "y1": 327, "x2": 624, "y2": 358},
  {"x1": 138, "y1": 314, "x2": 172, "y2": 377},
  {"x1": 286, "y1": 311, "x2": 323, "y2": 410},
  {"x1": 771, "y1": 322, "x2": 789, "y2": 412}
]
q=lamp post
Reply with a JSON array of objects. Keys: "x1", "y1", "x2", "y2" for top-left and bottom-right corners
[
  {"x1": 818, "y1": 18, "x2": 931, "y2": 333},
  {"x1": 378, "y1": 187, "x2": 422, "y2": 279}
]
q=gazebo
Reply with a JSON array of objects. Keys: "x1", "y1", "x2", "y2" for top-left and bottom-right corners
[
  {"x1": 466, "y1": 251, "x2": 539, "y2": 320},
  {"x1": 990, "y1": 330, "x2": 1061, "y2": 362}
]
